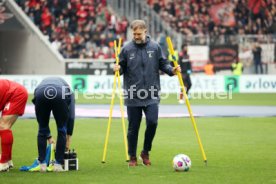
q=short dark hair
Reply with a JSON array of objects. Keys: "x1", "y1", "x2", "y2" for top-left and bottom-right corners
[{"x1": 130, "y1": 20, "x2": 147, "y2": 30}]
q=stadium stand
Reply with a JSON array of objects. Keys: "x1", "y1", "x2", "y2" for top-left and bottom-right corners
[
  {"x1": 15, "y1": 0, "x2": 275, "y2": 72},
  {"x1": 16, "y1": 0, "x2": 129, "y2": 59},
  {"x1": 147, "y1": 0, "x2": 276, "y2": 36}
]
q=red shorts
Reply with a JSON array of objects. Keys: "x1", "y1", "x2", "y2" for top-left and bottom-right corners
[{"x1": 2, "y1": 85, "x2": 28, "y2": 116}]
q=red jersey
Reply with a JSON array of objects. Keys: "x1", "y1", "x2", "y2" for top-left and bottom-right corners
[{"x1": 0, "y1": 79, "x2": 28, "y2": 116}]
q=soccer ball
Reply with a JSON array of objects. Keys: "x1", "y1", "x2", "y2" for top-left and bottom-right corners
[{"x1": 172, "y1": 154, "x2": 192, "y2": 172}]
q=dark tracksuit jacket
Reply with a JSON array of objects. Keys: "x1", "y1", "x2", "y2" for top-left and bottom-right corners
[{"x1": 119, "y1": 36, "x2": 175, "y2": 106}]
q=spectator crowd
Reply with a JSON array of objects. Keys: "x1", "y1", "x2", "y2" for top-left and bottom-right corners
[
  {"x1": 148, "y1": 0, "x2": 276, "y2": 37},
  {"x1": 16, "y1": 0, "x2": 129, "y2": 59},
  {"x1": 16, "y1": 0, "x2": 275, "y2": 59}
]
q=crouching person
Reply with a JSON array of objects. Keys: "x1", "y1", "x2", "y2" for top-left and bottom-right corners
[{"x1": 32, "y1": 77, "x2": 75, "y2": 172}]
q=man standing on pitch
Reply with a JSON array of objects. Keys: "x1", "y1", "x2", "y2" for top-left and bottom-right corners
[
  {"x1": 114, "y1": 20, "x2": 180, "y2": 166},
  {"x1": 0, "y1": 79, "x2": 28, "y2": 171},
  {"x1": 32, "y1": 77, "x2": 75, "y2": 172},
  {"x1": 178, "y1": 44, "x2": 192, "y2": 103}
]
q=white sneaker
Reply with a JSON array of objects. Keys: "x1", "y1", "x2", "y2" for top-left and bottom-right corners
[
  {"x1": 53, "y1": 163, "x2": 65, "y2": 172},
  {"x1": 178, "y1": 99, "x2": 184, "y2": 104},
  {"x1": 0, "y1": 162, "x2": 9, "y2": 172},
  {"x1": 8, "y1": 160, "x2": 13, "y2": 169},
  {"x1": 0, "y1": 155, "x2": 13, "y2": 169}
]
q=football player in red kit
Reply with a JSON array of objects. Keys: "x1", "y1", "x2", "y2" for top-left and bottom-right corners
[{"x1": 0, "y1": 79, "x2": 28, "y2": 171}]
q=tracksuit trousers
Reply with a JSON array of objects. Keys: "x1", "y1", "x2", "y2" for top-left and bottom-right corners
[{"x1": 127, "y1": 103, "x2": 158, "y2": 157}]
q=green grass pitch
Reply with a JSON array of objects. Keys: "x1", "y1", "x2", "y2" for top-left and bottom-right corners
[
  {"x1": 1, "y1": 93, "x2": 275, "y2": 183},
  {"x1": 1, "y1": 117, "x2": 275, "y2": 184}
]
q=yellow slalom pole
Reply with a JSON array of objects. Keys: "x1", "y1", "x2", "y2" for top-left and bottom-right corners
[
  {"x1": 102, "y1": 41, "x2": 119, "y2": 163},
  {"x1": 102, "y1": 39, "x2": 129, "y2": 163},
  {"x1": 166, "y1": 37, "x2": 207, "y2": 164},
  {"x1": 115, "y1": 38, "x2": 129, "y2": 162},
  {"x1": 116, "y1": 72, "x2": 129, "y2": 161},
  {"x1": 102, "y1": 70, "x2": 117, "y2": 163},
  {"x1": 117, "y1": 38, "x2": 122, "y2": 55}
]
